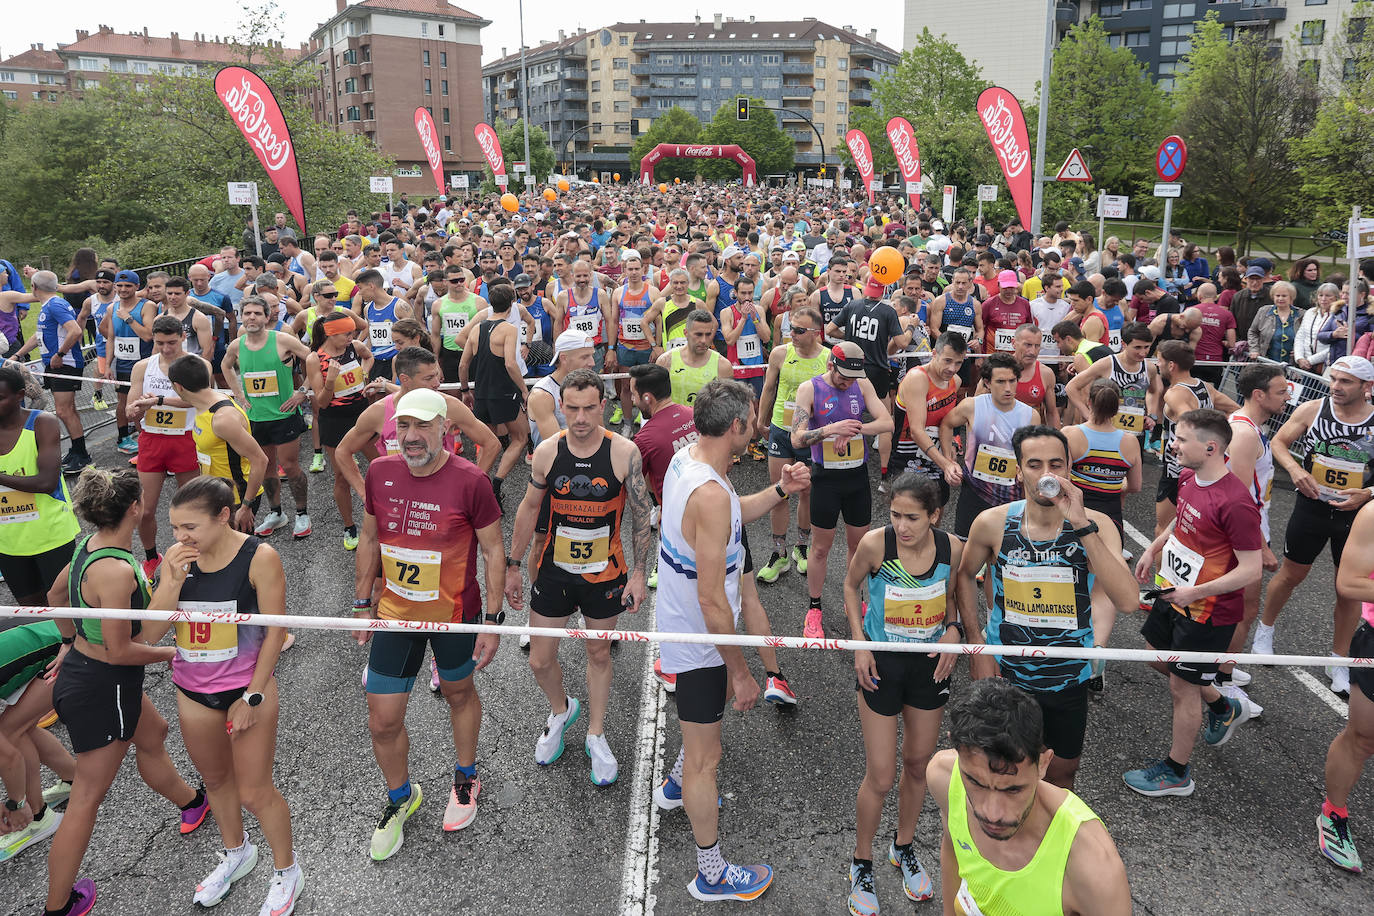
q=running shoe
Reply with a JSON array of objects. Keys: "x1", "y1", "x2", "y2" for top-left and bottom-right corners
[
  {"x1": 343, "y1": 529, "x2": 359, "y2": 551},
  {"x1": 116, "y1": 434, "x2": 139, "y2": 455},
  {"x1": 1229, "y1": 667, "x2": 1252, "y2": 687},
  {"x1": 889, "y1": 840, "x2": 935, "y2": 901},
  {"x1": 254, "y1": 510, "x2": 288, "y2": 537},
  {"x1": 180, "y1": 788, "x2": 211, "y2": 834},
  {"x1": 141, "y1": 555, "x2": 162, "y2": 585},
  {"x1": 370, "y1": 783, "x2": 423, "y2": 861},
  {"x1": 1086, "y1": 659, "x2": 1106, "y2": 697},
  {"x1": 609, "y1": 404, "x2": 624, "y2": 425},
  {"x1": 303, "y1": 412, "x2": 313, "y2": 430},
  {"x1": 877, "y1": 476, "x2": 889, "y2": 496},
  {"x1": 1251, "y1": 623, "x2": 1275, "y2": 656},
  {"x1": 91, "y1": 393, "x2": 109, "y2": 411},
  {"x1": 443, "y1": 777, "x2": 480, "y2": 832},
  {"x1": 975, "y1": 562, "x2": 986, "y2": 587},
  {"x1": 281, "y1": 633, "x2": 295, "y2": 651},
  {"x1": 193, "y1": 840, "x2": 259, "y2": 906},
  {"x1": 755, "y1": 551, "x2": 790, "y2": 584},
  {"x1": 1329, "y1": 661, "x2": 1351, "y2": 699},
  {"x1": 747, "y1": 439, "x2": 765, "y2": 461},
  {"x1": 1123, "y1": 759, "x2": 1195, "y2": 797},
  {"x1": 534, "y1": 696, "x2": 581, "y2": 766},
  {"x1": 429, "y1": 657, "x2": 440, "y2": 694},
  {"x1": 1220, "y1": 684, "x2": 1263, "y2": 718},
  {"x1": 42, "y1": 779, "x2": 73, "y2": 807},
  {"x1": 1203, "y1": 695, "x2": 1248, "y2": 746},
  {"x1": 292, "y1": 514, "x2": 312, "y2": 539},
  {"x1": 846, "y1": 860, "x2": 879, "y2": 916},
  {"x1": 258, "y1": 860, "x2": 304, "y2": 916},
  {"x1": 38, "y1": 709, "x2": 58, "y2": 728},
  {"x1": 0, "y1": 804, "x2": 61, "y2": 862},
  {"x1": 647, "y1": 566, "x2": 658, "y2": 589},
  {"x1": 1318, "y1": 811, "x2": 1363, "y2": 873},
  {"x1": 654, "y1": 775, "x2": 684, "y2": 811},
  {"x1": 308, "y1": 452, "x2": 325, "y2": 473},
  {"x1": 764, "y1": 674, "x2": 798, "y2": 706},
  {"x1": 60, "y1": 451, "x2": 90, "y2": 475},
  {"x1": 653, "y1": 658, "x2": 677, "y2": 693},
  {"x1": 791, "y1": 544, "x2": 808, "y2": 574},
  {"x1": 688, "y1": 863, "x2": 773, "y2": 902},
  {"x1": 803, "y1": 607, "x2": 824, "y2": 639},
  {"x1": 586, "y1": 733, "x2": 619, "y2": 786},
  {"x1": 59, "y1": 878, "x2": 97, "y2": 916},
  {"x1": 519, "y1": 633, "x2": 531, "y2": 650}
]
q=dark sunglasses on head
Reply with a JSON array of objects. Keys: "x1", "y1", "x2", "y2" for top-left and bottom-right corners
[{"x1": 318, "y1": 291, "x2": 338, "y2": 299}]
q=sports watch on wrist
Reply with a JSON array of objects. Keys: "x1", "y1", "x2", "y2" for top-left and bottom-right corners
[
  {"x1": 484, "y1": 612, "x2": 506, "y2": 625},
  {"x1": 243, "y1": 691, "x2": 264, "y2": 707}
]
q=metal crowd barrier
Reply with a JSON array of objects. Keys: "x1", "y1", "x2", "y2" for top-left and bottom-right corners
[{"x1": 1213, "y1": 357, "x2": 1332, "y2": 461}]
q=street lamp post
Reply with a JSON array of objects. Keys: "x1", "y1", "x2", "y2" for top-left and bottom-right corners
[
  {"x1": 518, "y1": 0, "x2": 532, "y2": 190},
  {"x1": 566, "y1": 124, "x2": 591, "y2": 177},
  {"x1": 754, "y1": 104, "x2": 826, "y2": 179}
]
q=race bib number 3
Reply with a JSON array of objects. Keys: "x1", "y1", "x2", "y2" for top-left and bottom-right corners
[
  {"x1": 1160, "y1": 535, "x2": 1204, "y2": 590},
  {"x1": 1312, "y1": 453, "x2": 1365, "y2": 499},
  {"x1": 0, "y1": 486, "x2": 38, "y2": 524},
  {"x1": 882, "y1": 581, "x2": 948, "y2": 642},
  {"x1": 1113, "y1": 405, "x2": 1145, "y2": 432},
  {"x1": 971, "y1": 444, "x2": 1017, "y2": 484},
  {"x1": 553, "y1": 524, "x2": 611, "y2": 575},
  {"x1": 821, "y1": 436, "x2": 864, "y2": 470},
  {"x1": 243, "y1": 370, "x2": 279, "y2": 398},
  {"x1": 174, "y1": 601, "x2": 239, "y2": 663},
  {"x1": 1001, "y1": 565, "x2": 1079, "y2": 629},
  {"x1": 381, "y1": 543, "x2": 441, "y2": 602}
]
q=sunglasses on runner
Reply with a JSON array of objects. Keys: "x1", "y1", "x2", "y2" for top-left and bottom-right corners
[
  {"x1": 318, "y1": 291, "x2": 338, "y2": 299},
  {"x1": 791, "y1": 326, "x2": 816, "y2": 335}
]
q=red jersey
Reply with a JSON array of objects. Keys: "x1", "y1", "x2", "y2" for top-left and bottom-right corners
[
  {"x1": 981, "y1": 295, "x2": 1032, "y2": 353},
  {"x1": 1162, "y1": 469, "x2": 1263, "y2": 625},
  {"x1": 635, "y1": 403, "x2": 698, "y2": 500},
  {"x1": 364, "y1": 453, "x2": 502, "y2": 623},
  {"x1": 1195, "y1": 302, "x2": 1236, "y2": 362},
  {"x1": 1078, "y1": 309, "x2": 1110, "y2": 345},
  {"x1": 1015, "y1": 362, "x2": 1048, "y2": 409}
]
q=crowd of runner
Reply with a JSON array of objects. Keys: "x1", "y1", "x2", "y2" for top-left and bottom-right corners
[{"x1": 0, "y1": 183, "x2": 1373, "y2": 915}]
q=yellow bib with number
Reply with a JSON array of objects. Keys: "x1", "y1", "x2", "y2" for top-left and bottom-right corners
[
  {"x1": 175, "y1": 620, "x2": 239, "y2": 663},
  {"x1": 381, "y1": 543, "x2": 441, "y2": 602},
  {"x1": 243, "y1": 370, "x2": 280, "y2": 398},
  {"x1": 1312, "y1": 453, "x2": 1364, "y2": 499},
  {"x1": 821, "y1": 437, "x2": 864, "y2": 470},
  {"x1": 553, "y1": 524, "x2": 611, "y2": 575},
  {"x1": 0, "y1": 486, "x2": 38, "y2": 524},
  {"x1": 1001, "y1": 565, "x2": 1079, "y2": 629},
  {"x1": 143, "y1": 405, "x2": 191, "y2": 435},
  {"x1": 334, "y1": 365, "x2": 365, "y2": 398},
  {"x1": 1113, "y1": 405, "x2": 1145, "y2": 432},
  {"x1": 972, "y1": 444, "x2": 1018, "y2": 484},
  {"x1": 882, "y1": 581, "x2": 947, "y2": 641}
]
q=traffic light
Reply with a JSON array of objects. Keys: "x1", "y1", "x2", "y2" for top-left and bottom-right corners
[
  {"x1": 819, "y1": 166, "x2": 826, "y2": 176},
  {"x1": 736, "y1": 97, "x2": 748, "y2": 121}
]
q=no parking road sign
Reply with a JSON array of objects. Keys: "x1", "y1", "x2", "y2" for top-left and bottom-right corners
[{"x1": 1156, "y1": 135, "x2": 1187, "y2": 182}]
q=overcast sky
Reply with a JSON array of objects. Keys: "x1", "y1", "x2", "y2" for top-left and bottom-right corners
[{"x1": 4, "y1": 2, "x2": 904, "y2": 65}]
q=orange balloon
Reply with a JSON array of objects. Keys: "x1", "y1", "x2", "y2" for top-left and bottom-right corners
[
  {"x1": 543, "y1": 188, "x2": 557, "y2": 201},
  {"x1": 658, "y1": 183, "x2": 668, "y2": 193},
  {"x1": 557, "y1": 178, "x2": 571, "y2": 192},
  {"x1": 613, "y1": 173, "x2": 621, "y2": 181},
  {"x1": 674, "y1": 177, "x2": 681, "y2": 184},
  {"x1": 592, "y1": 177, "x2": 600, "y2": 183},
  {"x1": 868, "y1": 247, "x2": 906, "y2": 286},
  {"x1": 500, "y1": 193, "x2": 519, "y2": 213}
]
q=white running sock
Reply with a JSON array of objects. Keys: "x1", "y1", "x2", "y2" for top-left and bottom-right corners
[
  {"x1": 670, "y1": 746, "x2": 685, "y2": 784},
  {"x1": 696, "y1": 842, "x2": 727, "y2": 884}
]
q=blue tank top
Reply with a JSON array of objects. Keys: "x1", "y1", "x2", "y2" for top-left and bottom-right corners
[
  {"x1": 111, "y1": 302, "x2": 154, "y2": 371},
  {"x1": 366, "y1": 296, "x2": 401, "y2": 359},
  {"x1": 941, "y1": 295, "x2": 978, "y2": 336},
  {"x1": 527, "y1": 295, "x2": 553, "y2": 343},
  {"x1": 807, "y1": 374, "x2": 867, "y2": 471},
  {"x1": 91, "y1": 298, "x2": 115, "y2": 357},
  {"x1": 617, "y1": 286, "x2": 653, "y2": 348},
  {"x1": 988, "y1": 501, "x2": 1096, "y2": 692},
  {"x1": 287, "y1": 255, "x2": 307, "y2": 277},
  {"x1": 713, "y1": 274, "x2": 737, "y2": 339},
  {"x1": 863, "y1": 527, "x2": 953, "y2": 644}
]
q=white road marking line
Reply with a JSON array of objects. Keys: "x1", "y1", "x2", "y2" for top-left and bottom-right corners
[
  {"x1": 619, "y1": 593, "x2": 667, "y2": 916},
  {"x1": 1119, "y1": 518, "x2": 1348, "y2": 719}
]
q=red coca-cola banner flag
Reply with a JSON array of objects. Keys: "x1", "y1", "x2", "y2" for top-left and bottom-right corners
[
  {"x1": 215, "y1": 66, "x2": 306, "y2": 234},
  {"x1": 885, "y1": 117, "x2": 922, "y2": 209},
  {"x1": 977, "y1": 86, "x2": 1033, "y2": 229},
  {"x1": 413, "y1": 108, "x2": 445, "y2": 195},
  {"x1": 473, "y1": 121, "x2": 506, "y2": 183},
  {"x1": 845, "y1": 129, "x2": 876, "y2": 204}
]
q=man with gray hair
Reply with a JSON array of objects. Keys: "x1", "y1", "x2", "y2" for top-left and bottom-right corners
[
  {"x1": 653, "y1": 378, "x2": 810, "y2": 901},
  {"x1": 13, "y1": 270, "x2": 90, "y2": 470}
]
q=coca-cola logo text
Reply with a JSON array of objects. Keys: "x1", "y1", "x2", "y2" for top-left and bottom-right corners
[
  {"x1": 414, "y1": 112, "x2": 442, "y2": 171},
  {"x1": 846, "y1": 134, "x2": 873, "y2": 177},
  {"x1": 980, "y1": 95, "x2": 1029, "y2": 178},
  {"x1": 681, "y1": 146, "x2": 716, "y2": 157},
  {"x1": 474, "y1": 123, "x2": 505, "y2": 173},
  {"x1": 220, "y1": 75, "x2": 291, "y2": 172},
  {"x1": 887, "y1": 121, "x2": 920, "y2": 179}
]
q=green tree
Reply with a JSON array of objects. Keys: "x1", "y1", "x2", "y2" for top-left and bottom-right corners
[
  {"x1": 629, "y1": 107, "x2": 702, "y2": 182},
  {"x1": 1172, "y1": 13, "x2": 1318, "y2": 251},
  {"x1": 1290, "y1": 2, "x2": 1374, "y2": 230},
  {"x1": 494, "y1": 119, "x2": 556, "y2": 184},
  {"x1": 1045, "y1": 16, "x2": 1174, "y2": 222},
  {"x1": 700, "y1": 96, "x2": 794, "y2": 179}
]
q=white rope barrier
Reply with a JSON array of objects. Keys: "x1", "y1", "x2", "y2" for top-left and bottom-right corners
[{"x1": 4, "y1": 605, "x2": 1371, "y2": 670}]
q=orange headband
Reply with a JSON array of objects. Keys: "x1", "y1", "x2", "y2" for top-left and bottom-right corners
[{"x1": 323, "y1": 316, "x2": 355, "y2": 336}]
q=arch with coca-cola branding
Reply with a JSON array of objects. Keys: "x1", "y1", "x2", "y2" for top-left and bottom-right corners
[{"x1": 638, "y1": 143, "x2": 757, "y2": 186}]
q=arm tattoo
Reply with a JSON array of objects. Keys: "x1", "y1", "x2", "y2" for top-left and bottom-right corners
[
  {"x1": 624, "y1": 449, "x2": 655, "y2": 573},
  {"x1": 791, "y1": 404, "x2": 826, "y2": 446}
]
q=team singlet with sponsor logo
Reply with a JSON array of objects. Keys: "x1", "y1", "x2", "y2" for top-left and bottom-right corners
[{"x1": 535, "y1": 430, "x2": 627, "y2": 584}]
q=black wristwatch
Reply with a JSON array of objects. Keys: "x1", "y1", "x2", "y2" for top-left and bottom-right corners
[
  {"x1": 1072, "y1": 521, "x2": 1100, "y2": 539},
  {"x1": 945, "y1": 621, "x2": 966, "y2": 638},
  {"x1": 243, "y1": 691, "x2": 264, "y2": 708},
  {"x1": 4, "y1": 797, "x2": 25, "y2": 812},
  {"x1": 484, "y1": 611, "x2": 506, "y2": 625},
  {"x1": 60, "y1": 635, "x2": 75, "y2": 645},
  {"x1": 774, "y1": 483, "x2": 787, "y2": 499},
  {"x1": 505, "y1": 557, "x2": 520, "y2": 568}
]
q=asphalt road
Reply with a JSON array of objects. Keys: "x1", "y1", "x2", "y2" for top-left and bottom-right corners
[{"x1": 2, "y1": 416, "x2": 1370, "y2": 916}]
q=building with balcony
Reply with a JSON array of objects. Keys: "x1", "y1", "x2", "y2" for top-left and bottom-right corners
[
  {"x1": 481, "y1": 15, "x2": 899, "y2": 177},
  {"x1": 304, "y1": 0, "x2": 490, "y2": 193},
  {"x1": 0, "y1": 45, "x2": 67, "y2": 106}
]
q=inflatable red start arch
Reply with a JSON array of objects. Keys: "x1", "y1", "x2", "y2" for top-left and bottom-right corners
[{"x1": 638, "y1": 143, "x2": 758, "y2": 186}]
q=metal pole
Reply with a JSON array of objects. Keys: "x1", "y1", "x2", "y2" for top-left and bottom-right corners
[
  {"x1": 977, "y1": 197, "x2": 984, "y2": 231},
  {"x1": 1029, "y1": 0, "x2": 1055, "y2": 236},
  {"x1": 250, "y1": 200, "x2": 262, "y2": 258},
  {"x1": 1160, "y1": 197, "x2": 1174, "y2": 267},
  {"x1": 1351, "y1": 205, "x2": 1362, "y2": 288},
  {"x1": 1098, "y1": 189, "x2": 1105, "y2": 257},
  {"x1": 519, "y1": 0, "x2": 532, "y2": 193}
]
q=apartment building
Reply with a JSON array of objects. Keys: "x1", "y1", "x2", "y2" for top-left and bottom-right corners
[
  {"x1": 303, "y1": 0, "x2": 491, "y2": 192},
  {"x1": 481, "y1": 15, "x2": 899, "y2": 177}
]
